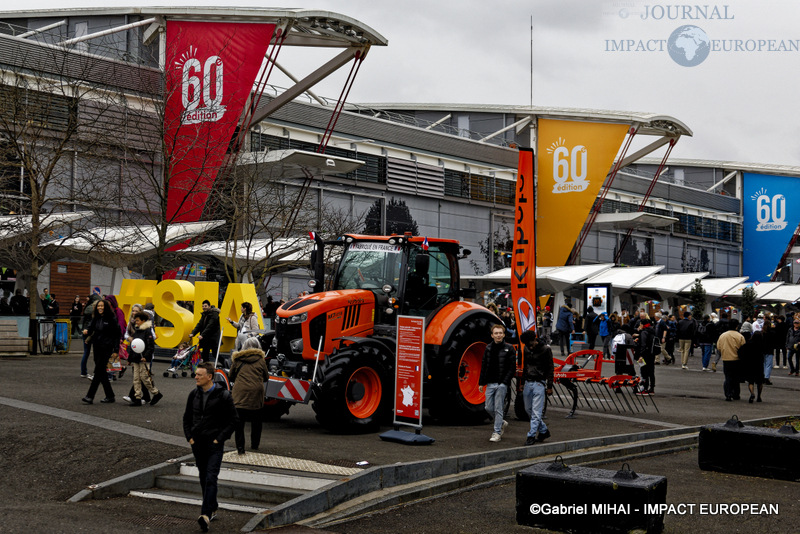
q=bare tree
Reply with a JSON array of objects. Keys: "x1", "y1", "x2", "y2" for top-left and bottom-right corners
[{"x1": 0, "y1": 27, "x2": 137, "y2": 317}]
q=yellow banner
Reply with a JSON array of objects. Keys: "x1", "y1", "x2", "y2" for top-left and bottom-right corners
[{"x1": 536, "y1": 119, "x2": 630, "y2": 266}]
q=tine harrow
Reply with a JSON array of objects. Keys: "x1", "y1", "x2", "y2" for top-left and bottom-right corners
[{"x1": 523, "y1": 349, "x2": 657, "y2": 421}]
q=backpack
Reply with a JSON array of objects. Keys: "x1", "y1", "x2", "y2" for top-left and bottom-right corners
[{"x1": 650, "y1": 333, "x2": 662, "y2": 356}]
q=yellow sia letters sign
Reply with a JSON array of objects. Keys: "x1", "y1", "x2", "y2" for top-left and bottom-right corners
[
  {"x1": 536, "y1": 119, "x2": 630, "y2": 267},
  {"x1": 117, "y1": 280, "x2": 265, "y2": 350}
]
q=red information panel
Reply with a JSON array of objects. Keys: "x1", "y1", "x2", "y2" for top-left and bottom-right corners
[{"x1": 394, "y1": 315, "x2": 425, "y2": 428}]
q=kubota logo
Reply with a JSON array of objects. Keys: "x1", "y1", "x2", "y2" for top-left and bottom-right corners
[
  {"x1": 547, "y1": 137, "x2": 588, "y2": 194},
  {"x1": 176, "y1": 46, "x2": 226, "y2": 125}
]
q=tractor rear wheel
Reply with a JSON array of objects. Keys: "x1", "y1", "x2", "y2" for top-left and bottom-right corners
[
  {"x1": 261, "y1": 398, "x2": 291, "y2": 421},
  {"x1": 313, "y1": 344, "x2": 393, "y2": 433},
  {"x1": 429, "y1": 315, "x2": 492, "y2": 424}
]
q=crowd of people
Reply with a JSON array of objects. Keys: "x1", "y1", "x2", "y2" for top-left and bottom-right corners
[{"x1": 479, "y1": 299, "x2": 800, "y2": 446}]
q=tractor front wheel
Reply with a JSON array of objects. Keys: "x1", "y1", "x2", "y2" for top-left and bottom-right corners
[{"x1": 312, "y1": 344, "x2": 392, "y2": 433}]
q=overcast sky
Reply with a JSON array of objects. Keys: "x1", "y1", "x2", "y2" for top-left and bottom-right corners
[{"x1": 19, "y1": 0, "x2": 800, "y2": 166}]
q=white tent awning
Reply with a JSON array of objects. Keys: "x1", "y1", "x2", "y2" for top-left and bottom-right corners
[
  {"x1": 680, "y1": 276, "x2": 749, "y2": 298},
  {"x1": 583, "y1": 266, "x2": 665, "y2": 293},
  {"x1": 725, "y1": 282, "x2": 784, "y2": 300},
  {"x1": 538, "y1": 264, "x2": 614, "y2": 294},
  {"x1": 632, "y1": 272, "x2": 709, "y2": 300},
  {"x1": 754, "y1": 284, "x2": 800, "y2": 304}
]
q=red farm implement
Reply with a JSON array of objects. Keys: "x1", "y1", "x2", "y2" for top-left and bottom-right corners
[{"x1": 547, "y1": 349, "x2": 658, "y2": 418}]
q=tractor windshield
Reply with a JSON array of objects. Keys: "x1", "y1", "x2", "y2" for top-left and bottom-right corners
[{"x1": 334, "y1": 242, "x2": 403, "y2": 291}]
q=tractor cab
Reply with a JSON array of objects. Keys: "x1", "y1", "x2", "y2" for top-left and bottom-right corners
[{"x1": 331, "y1": 234, "x2": 461, "y2": 328}]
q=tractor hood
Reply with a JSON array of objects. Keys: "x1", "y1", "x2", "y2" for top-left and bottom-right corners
[
  {"x1": 276, "y1": 289, "x2": 374, "y2": 319},
  {"x1": 274, "y1": 289, "x2": 377, "y2": 362}
]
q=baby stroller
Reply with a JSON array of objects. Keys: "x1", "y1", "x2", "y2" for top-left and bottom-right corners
[{"x1": 164, "y1": 344, "x2": 201, "y2": 378}]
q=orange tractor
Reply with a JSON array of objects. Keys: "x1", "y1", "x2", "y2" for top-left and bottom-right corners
[{"x1": 261, "y1": 232, "x2": 498, "y2": 433}]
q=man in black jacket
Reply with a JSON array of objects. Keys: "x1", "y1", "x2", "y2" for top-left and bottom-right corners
[
  {"x1": 478, "y1": 324, "x2": 516, "y2": 443},
  {"x1": 183, "y1": 362, "x2": 238, "y2": 531},
  {"x1": 190, "y1": 300, "x2": 221, "y2": 365},
  {"x1": 519, "y1": 330, "x2": 554, "y2": 446}
]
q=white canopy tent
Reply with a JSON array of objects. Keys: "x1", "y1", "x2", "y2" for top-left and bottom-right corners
[
  {"x1": 583, "y1": 266, "x2": 665, "y2": 313},
  {"x1": 45, "y1": 220, "x2": 226, "y2": 275},
  {"x1": 538, "y1": 264, "x2": 614, "y2": 295},
  {"x1": 632, "y1": 272, "x2": 709, "y2": 301},
  {"x1": 0, "y1": 211, "x2": 93, "y2": 241},
  {"x1": 677, "y1": 276, "x2": 748, "y2": 315},
  {"x1": 759, "y1": 284, "x2": 800, "y2": 304},
  {"x1": 181, "y1": 237, "x2": 315, "y2": 281},
  {"x1": 724, "y1": 282, "x2": 785, "y2": 301}
]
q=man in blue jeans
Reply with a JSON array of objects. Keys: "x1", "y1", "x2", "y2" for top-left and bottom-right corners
[
  {"x1": 519, "y1": 330, "x2": 554, "y2": 446},
  {"x1": 183, "y1": 362, "x2": 238, "y2": 531},
  {"x1": 478, "y1": 324, "x2": 516, "y2": 443}
]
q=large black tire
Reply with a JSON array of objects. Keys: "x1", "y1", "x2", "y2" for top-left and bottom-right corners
[
  {"x1": 312, "y1": 344, "x2": 393, "y2": 434},
  {"x1": 261, "y1": 398, "x2": 292, "y2": 421},
  {"x1": 429, "y1": 315, "x2": 493, "y2": 424}
]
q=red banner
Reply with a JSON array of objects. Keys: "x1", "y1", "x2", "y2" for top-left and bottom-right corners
[
  {"x1": 512, "y1": 148, "x2": 537, "y2": 336},
  {"x1": 394, "y1": 316, "x2": 425, "y2": 427},
  {"x1": 164, "y1": 21, "x2": 275, "y2": 222}
]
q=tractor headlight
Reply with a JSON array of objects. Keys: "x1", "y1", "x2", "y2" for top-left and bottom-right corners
[
  {"x1": 288, "y1": 312, "x2": 308, "y2": 324},
  {"x1": 290, "y1": 338, "x2": 304, "y2": 354}
]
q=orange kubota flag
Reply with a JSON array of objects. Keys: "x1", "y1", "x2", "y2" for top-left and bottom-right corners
[{"x1": 512, "y1": 148, "x2": 537, "y2": 336}]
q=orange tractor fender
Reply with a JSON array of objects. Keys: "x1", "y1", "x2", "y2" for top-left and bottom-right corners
[{"x1": 424, "y1": 301, "x2": 499, "y2": 346}]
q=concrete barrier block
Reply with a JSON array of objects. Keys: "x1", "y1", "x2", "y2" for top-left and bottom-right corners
[{"x1": 517, "y1": 458, "x2": 667, "y2": 533}]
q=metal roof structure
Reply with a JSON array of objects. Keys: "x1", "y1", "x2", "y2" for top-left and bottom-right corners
[
  {"x1": 346, "y1": 103, "x2": 692, "y2": 137},
  {"x1": 0, "y1": 7, "x2": 388, "y2": 47},
  {"x1": 237, "y1": 149, "x2": 365, "y2": 180},
  {"x1": 593, "y1": 212, "x2": 678, "y2": 232},
  {"x1": 637, "y1": 157, "x2": 800, "y2": 178}
]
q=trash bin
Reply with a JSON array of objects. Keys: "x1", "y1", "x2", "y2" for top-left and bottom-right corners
[
  {"x1": 55, "y1": 318, "x2": 71, "y2": 353},
  {"x1": 38, "y1": 318, "x2": 56, "y2": 355}
]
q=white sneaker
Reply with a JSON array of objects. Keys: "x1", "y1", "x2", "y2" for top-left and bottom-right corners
[
  {"x1": 80, "y1": 374, "x2": 87, "y2": 378},
  {"x1": 500, "y1": 420, "x2": 508, "y2": 436},
  {"x1": 87, "y1": 374, "x2": 93, "y2": 380},
  {"x1": 167, "y1": 367, "x2": 176, "y2": 373},
  {"x1": 682, "y1": 365, "x2": 688, "y2": 369},
  {"x1": 489, "y1": 433, "x2": 501, "y2": 442},
  {"x1": 122, "y1": 396, "x2": 131, "y2": 403},
  {"x1": 702, "y1": 367, "x2": 708, "y2": 371},
  {"x1": 783, "y1": 365, "x2": 788, "y2": 369}
]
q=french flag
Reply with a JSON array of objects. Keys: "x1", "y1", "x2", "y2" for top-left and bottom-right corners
[
  {"x1": 308, "y1": 231, "x2": 316, "y2": 241},
  {"x1": 415, "y1": 365, "x2": 420, "y2": 371},
  {"x1": 422, "y1": 237, "x2": 429, "y2": 251}
]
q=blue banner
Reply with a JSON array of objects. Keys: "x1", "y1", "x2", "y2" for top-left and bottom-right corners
[{"x1": 742, "y1": 173, "x2": 800, "y2": 283}]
